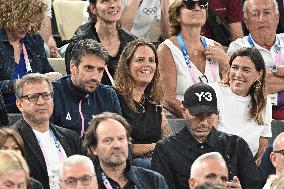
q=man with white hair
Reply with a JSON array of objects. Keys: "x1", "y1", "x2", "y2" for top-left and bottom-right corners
[
  {"x1": 189, "y1": 152, "x2": 241, "y2": 189},
  {"x1": 228, "y1": 0, "x2": 284, "y2": 121},
  {"x1": 59, "y1": 155, "x2": 98, "y2": 189}
]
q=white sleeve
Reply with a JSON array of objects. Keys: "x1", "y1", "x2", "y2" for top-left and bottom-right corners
[{"x1": 261, "y1": 97, "x2": 272, "y2": 137}]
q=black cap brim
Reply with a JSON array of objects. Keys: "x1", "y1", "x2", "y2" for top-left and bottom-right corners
[{"x1": 187, "y1": 105, "x2": 218, "y2": 116}]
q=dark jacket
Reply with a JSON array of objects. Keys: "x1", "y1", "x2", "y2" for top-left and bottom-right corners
[
  {"x1": 152, "y1": 127, "x2": 262, "y2": 189},
  {"x1": 0, "y1": 28, "x2": 54, "y2": 115},
  {"x1": 64, "y1": 23, "x2": 136, "y2": 85},
  {"x1": 50, "y1": 76, "x2": 122, "y2": 135},
  {"x1": 94, "y1": 159, "x2": 169, "y2": 189},
  {"x1": 10, "y1": 118, "x2": 84, "y2": 189}
]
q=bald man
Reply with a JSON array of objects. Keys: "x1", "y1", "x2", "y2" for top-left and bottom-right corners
[{"x1": 188, "y1": 152, "x2": 241, "y2": 189}]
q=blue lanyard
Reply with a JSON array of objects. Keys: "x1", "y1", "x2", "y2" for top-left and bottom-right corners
[{"x1": 177, "y1": 33, "x2": 217, "y2": 83}]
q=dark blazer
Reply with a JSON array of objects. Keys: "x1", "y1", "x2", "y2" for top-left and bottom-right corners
[{"x1": 10, "y1": 118, "x2": 84, "y2": 189}]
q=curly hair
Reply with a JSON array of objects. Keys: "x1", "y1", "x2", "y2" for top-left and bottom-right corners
[
  {"x1": 222, "y1": 47, "x2": 266, "y2": 125},
  {"x1": 0, "y1": 0, "x2": 47, "y2": 34},
  {"x1": 114, "y1": 39, "x2": 163, "y2": 112}
]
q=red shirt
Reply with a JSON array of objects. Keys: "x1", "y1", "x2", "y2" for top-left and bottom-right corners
[{"x1": 201, "y1": 0, "x2": 243, "y2": 40}]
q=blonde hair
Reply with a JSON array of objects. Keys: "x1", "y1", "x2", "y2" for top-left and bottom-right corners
[{"x1": 0, "y1": 150, "x2": 29, "y2": 189}]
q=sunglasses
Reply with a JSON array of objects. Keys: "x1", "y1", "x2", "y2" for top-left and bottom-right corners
[
  {"x1": 183, "y1": 0, "x2": 208, "y2": 10},
  {"x1": 274, "y1": 149, "x2": 284, "y2": 155}
]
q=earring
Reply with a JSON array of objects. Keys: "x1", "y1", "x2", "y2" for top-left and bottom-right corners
[{"x1": 254, "y1": 80, "x2": 261, "y2": 90}]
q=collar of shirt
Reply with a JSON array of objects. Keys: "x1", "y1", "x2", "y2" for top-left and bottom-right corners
[{"x1": 176, "y1": 127, "x2": 220, "y2": 150}]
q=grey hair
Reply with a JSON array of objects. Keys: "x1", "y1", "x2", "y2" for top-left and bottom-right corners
[
  {"x1": 190, "y1": 152, "x2": 226, "y2": 175},
  {"x1": 70, "y1": 39, "x2": 109, "y2": 67},
  {"x1": 59, "y1": 155, "x2": 95, "y2": 178},
  {"x1": 15, "y1": 73, "x2": 53, "y2": 99},
  {"x1": 272, "y1": 132, "x2": 284, "y2": 151},
  {"x1": 243, "y1": 0, "x2": 279, "y2": 19}
]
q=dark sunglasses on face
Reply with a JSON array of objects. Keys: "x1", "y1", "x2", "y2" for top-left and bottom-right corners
[
  {"x1": 273, "y1": 149, "x2": 284, "y2": 155},
  {"x1": 183, "y1": 0, "x2": 208, "y2": 10}
]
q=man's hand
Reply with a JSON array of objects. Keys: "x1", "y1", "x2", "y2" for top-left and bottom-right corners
[{"x1": 227, "y1": 176, "x2": 242, "y2": 189}]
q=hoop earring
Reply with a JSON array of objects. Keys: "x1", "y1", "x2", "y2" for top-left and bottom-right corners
[{"x1": 254, "y1": 80, "x2": 261, "y2": 91}]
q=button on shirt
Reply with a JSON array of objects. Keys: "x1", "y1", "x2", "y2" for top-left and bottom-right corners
[{"x1": 152, "y1": 127, "x2": 261, "y2": 189}]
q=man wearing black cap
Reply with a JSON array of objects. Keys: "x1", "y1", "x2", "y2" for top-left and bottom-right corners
[{"x1": 152, "y1": 83, "x2": 261, "y2": 189}]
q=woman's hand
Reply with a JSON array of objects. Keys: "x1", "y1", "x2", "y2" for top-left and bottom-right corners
[{"x1": 204, "y1": 42, "x2": 230, "y2": 76}]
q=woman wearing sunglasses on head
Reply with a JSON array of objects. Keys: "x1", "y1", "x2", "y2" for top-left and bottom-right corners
[{"x1": 158, "y1": 0, "x2": 230, "y2": 118}]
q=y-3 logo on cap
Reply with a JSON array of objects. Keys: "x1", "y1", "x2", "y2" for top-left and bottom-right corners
[{"x1": 195, "y1": 92, "x2": 212, "y2": 101}]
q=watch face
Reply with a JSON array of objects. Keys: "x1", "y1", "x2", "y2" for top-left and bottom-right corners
[{"x1": 271, "y1": 66, "x2": 278, "y2": 73}]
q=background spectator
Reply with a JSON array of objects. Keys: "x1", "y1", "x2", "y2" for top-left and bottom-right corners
[
  {"x1": 158, "y1": 0, "x2": 228, "y2": 117},
  {"x1": 114, "y1": 39, "x2": 171, "y2": 168}
]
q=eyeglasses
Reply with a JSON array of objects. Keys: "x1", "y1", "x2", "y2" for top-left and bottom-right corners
[
  {"x1": 20, "y1": 92, "x2": 53, "y2": 103},
  {"x1": 273, "y1": 149, "x2": 284, "y2": 155},
  {"x1": 183, "y1": 0, "x2": 208, "y2": 10},
  {"x1": 61, "y1": 175, "x2": 94, "y2": 188}
]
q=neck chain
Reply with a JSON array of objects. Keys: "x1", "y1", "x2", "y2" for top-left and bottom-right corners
[{"x1": 136, "y1": 95, "x2": 146, "y2": 113}]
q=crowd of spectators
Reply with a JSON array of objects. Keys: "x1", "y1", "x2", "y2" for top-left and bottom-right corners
[{"x1": 1, "y1": 0, "x2": 284, "y2": 188}]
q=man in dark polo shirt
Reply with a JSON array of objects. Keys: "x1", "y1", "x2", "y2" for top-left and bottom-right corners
[{"x1": 152, "y1": 83, "x2": 261, "y2": 189}]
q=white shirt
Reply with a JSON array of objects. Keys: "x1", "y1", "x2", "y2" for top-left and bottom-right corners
[
  {"x1": 162, "y1": 38, "x2": 220, "y2": 101},
  {"x1": 33, "y1": 129, "x2": 67, "y2": 189},
  {"x1": 209, "y1": 83, "x2": 272, "y2": 156}
]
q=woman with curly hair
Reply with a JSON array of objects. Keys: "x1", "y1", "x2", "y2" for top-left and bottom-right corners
[
  {"x1": 0, "y1": 0, "x2": 61, "y2": 115},
  {"x1": 114, "y1": 39, "x2": 171, "y2": 168}
]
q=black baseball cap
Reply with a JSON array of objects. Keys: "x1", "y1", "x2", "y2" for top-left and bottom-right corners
[{"x1": 183, "y1": 83, "x2": 218, "y2": 116}]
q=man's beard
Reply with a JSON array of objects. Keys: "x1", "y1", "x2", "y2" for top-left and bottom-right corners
[{"x1": 77, "y1": 79, "x2": 100, "y2": 93}]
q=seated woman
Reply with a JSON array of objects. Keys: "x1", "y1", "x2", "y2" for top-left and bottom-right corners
[
  {"x1": 65, "y1": 0, "x2": 136, "y2": 86},
  {"x1": 0, "y1": 0, "x2": 62, "y2": 114},
  {"x1": 0, "y1": 128, "x2": 44, "y2": 189},
  {"x1": 114, "y1": 39, "x2": 171, "y2": 168},
  {"x1": 158, "y1": 0, "x2": 229, "y2": 118},
  {"x1": 209, "y1": 47, "x2": 272, "y2": 163}
]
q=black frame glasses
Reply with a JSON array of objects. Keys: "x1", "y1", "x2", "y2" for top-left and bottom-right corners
[
  {"x1": 20, "y1": 92, "x2": 54, "y2": 103},
  {"x1": 273, "y1": 149, "x2": 284, "y2": 155},
  {"x1": 61, "y1": 175, "x2": 95, "y2": 188},
  {"x1": 183, "y1": 0, "x2": 208, "y2": 10}
]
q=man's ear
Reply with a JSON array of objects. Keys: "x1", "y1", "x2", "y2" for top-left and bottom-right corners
[
  {"x1": 188, "y1": 178, "x2": 196, "y2": 189},
  {"x1": 270, "y1": 152, "x2": 278, "y2": 168},
  {"x1": 90, "y1": 147, "x2": 98, "y2": 156},
  {"x1": 70, "y1": 61, "x2": 76, "y2": 75},
  {"x1": 16, "y1": 99, "x2": 23, "y2": 113}
]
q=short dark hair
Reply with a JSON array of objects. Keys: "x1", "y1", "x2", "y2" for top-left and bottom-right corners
[
  {"x1": 70, "y1": 39, "x2": 109, "y2": 67},
  {"x1": 84, "y1": 112, "x2": 132, "y2": 156}
]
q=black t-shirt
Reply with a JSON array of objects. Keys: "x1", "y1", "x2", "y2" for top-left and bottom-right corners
[{"x1": 116, "y1": 91, "x2": 162, "y2": 144}]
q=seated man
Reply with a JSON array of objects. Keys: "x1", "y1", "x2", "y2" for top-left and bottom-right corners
[
  {"x1": 228, "y1": 0, "x2": 284, "y2": 120},
  {"x1": 189, "y1": 152, "x2": 241, "y2": 189},
  {"x1": 260, "y1": 132, "x2": 284, "y2": 188},
  {"x1": 152, "y1": 83, "x2": 261, "y2": 189},
  {"x1": 84, "y1": 112, "x2": 169, "y2": 189},
  {"x1": 50, "y1": 39, "x2": 121, "y2": 137},
  {"x1": 11, "y1": 73, "x2": 84, "y2": 189},
  {"x1": 59, "y1": 154, "x2": 98, "y2": 189}
]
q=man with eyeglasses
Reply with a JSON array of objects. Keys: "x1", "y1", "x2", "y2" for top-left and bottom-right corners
[
  {"x1": 59, "y1": 155, "x2": 97, "y2": 189},
  {"x1": 152, "y1": 83, "x2": 261, "y2": 189},
  {"x1": 84, "y1": 112, "x2": 169, "y2": 189},
  {"x1": 11, "y1": 73, "x2": 84, "y2": 189},
  {"x1": 50, "y1": 39, "x2": 121, "y2": 138},
  {"x1": 259, "y1": 132, "x2": 284, "y2": 188},
  {"x1": 228, "y1": 0, "x2": 284, "y2": 121}
]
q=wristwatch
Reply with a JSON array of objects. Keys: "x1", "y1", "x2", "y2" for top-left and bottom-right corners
[{"x1": 271, "y1": 66, "x2": 278, "y2": 74}]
